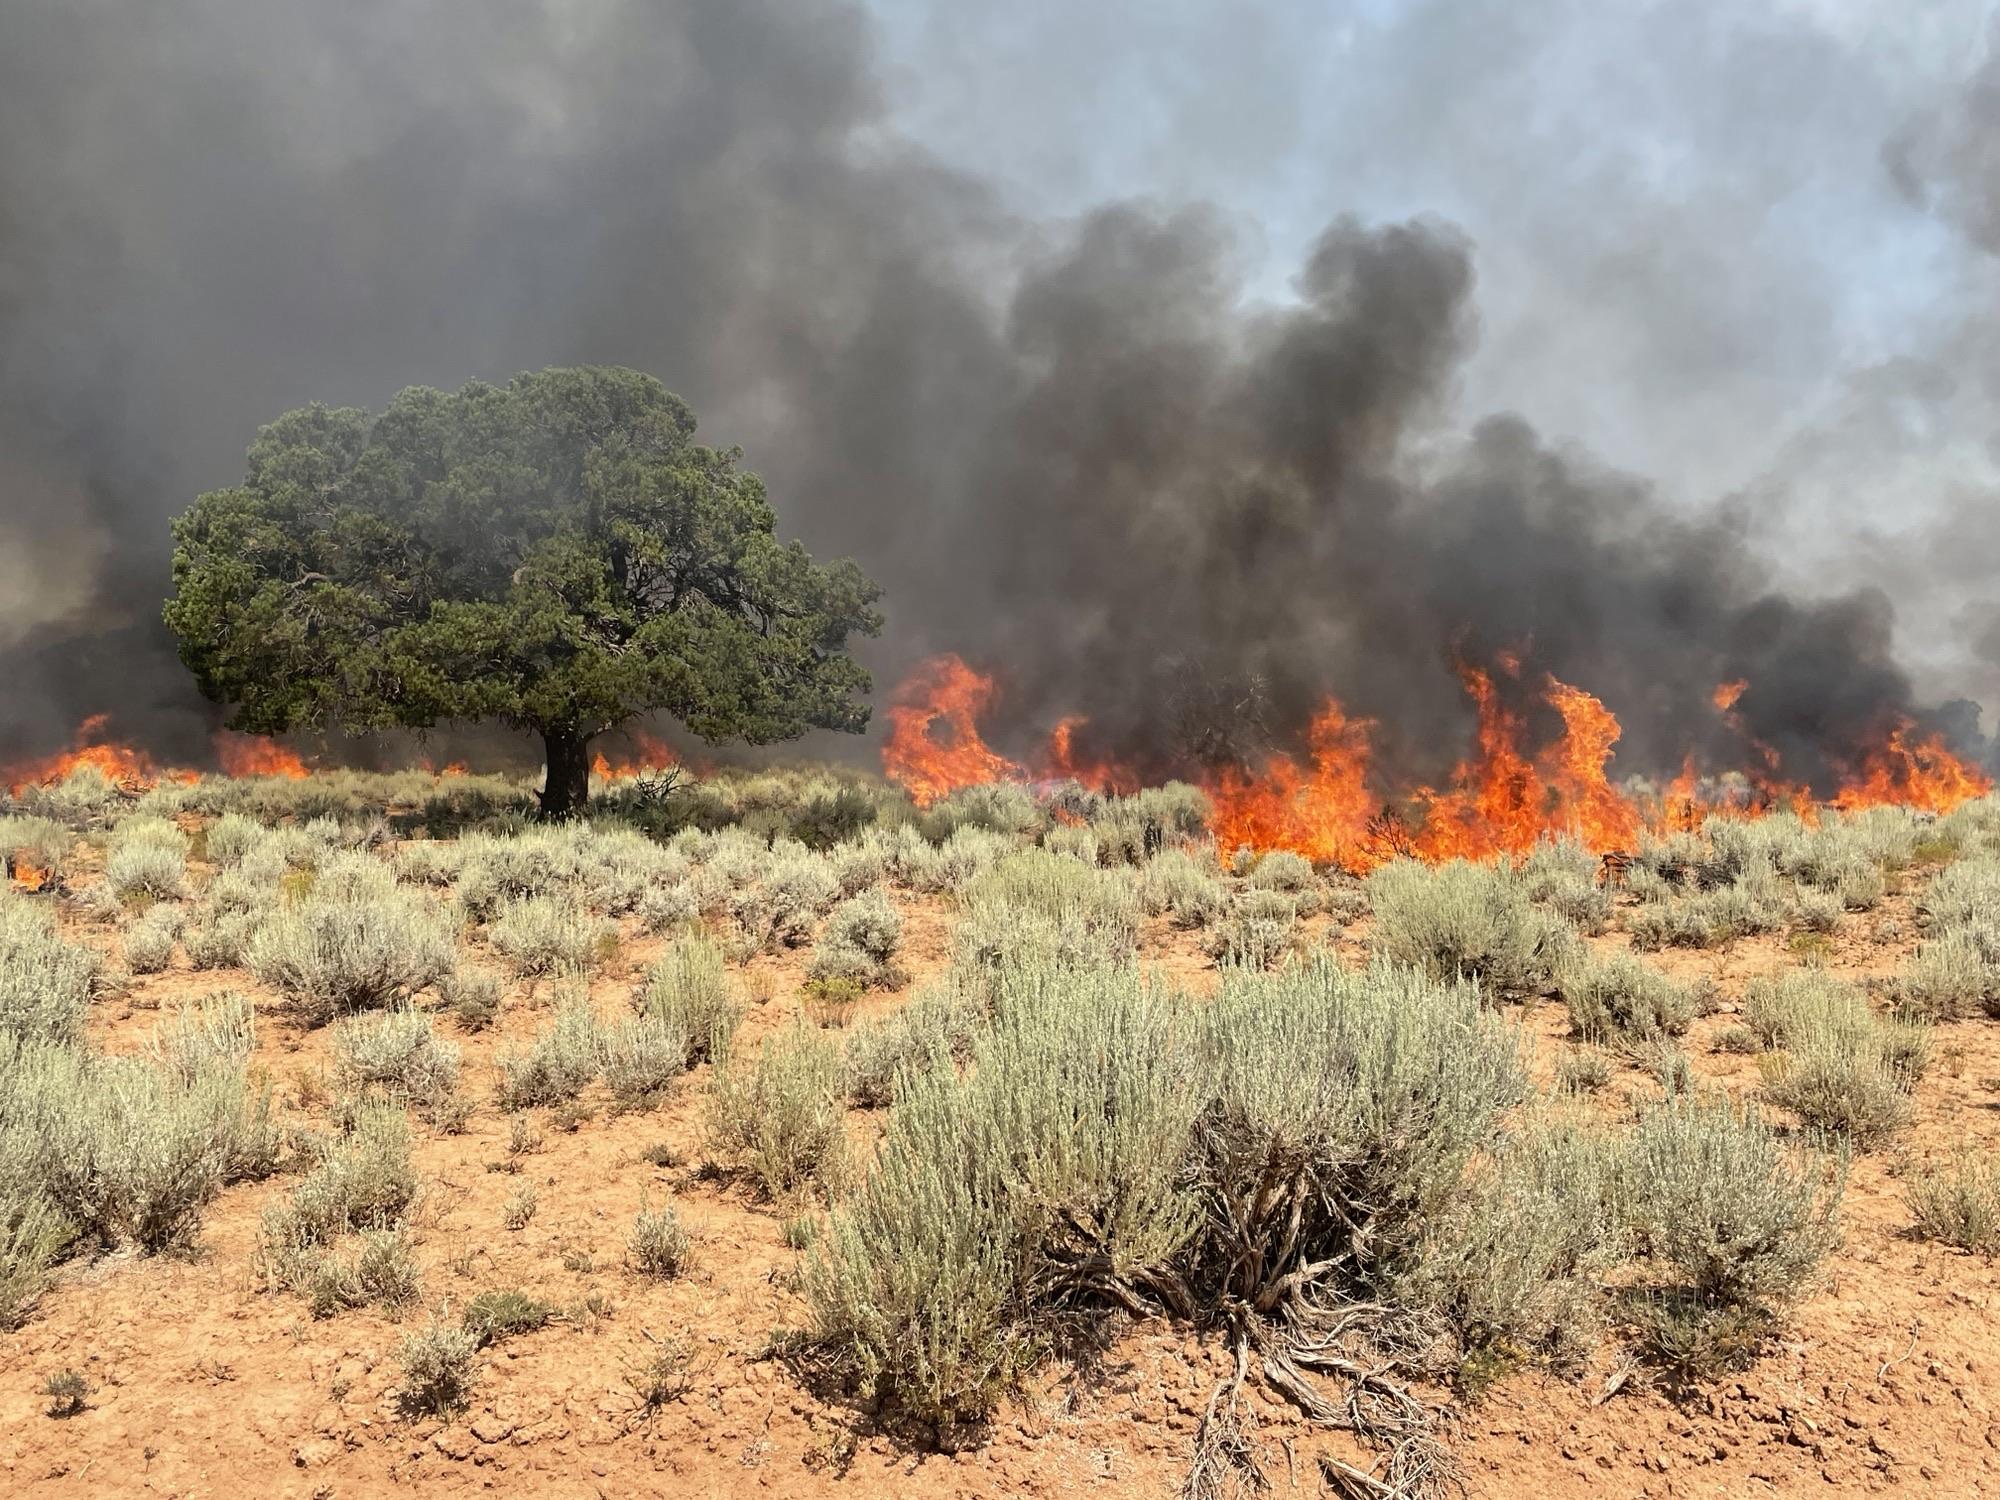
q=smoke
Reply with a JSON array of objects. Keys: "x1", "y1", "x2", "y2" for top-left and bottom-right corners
[{"x1": 0, "y1": 0, "x2": 1990, "y2": 787}]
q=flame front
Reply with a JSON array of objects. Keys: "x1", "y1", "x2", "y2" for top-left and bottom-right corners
[
  {"x1": 2, "y1": 715, "x2": 198, "y2": 796},
  {"x1": 592, "y1": 728, "x2": 679, "y2": 781},
  {"x1": 214, "y1": 732, "x2": 311, "y2": 779},
  {"x1": 1832, "y1": 720, "x2": 1993, "y2": 814},
  {"x1": 881, "y1": 655, "x2": 1993, "y2": 871},
  {"x1": 882, "y1": 654, "x2": 1023, "y2": 806},
  {"x1": 1205, "y1": 701, "x2": 1385, "y2": 870},
  {"x1": 1041, "y1": 716, "x2": 1140, "y2": 796}
]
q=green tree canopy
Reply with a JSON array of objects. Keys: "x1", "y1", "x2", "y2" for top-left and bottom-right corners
[{"x1": 164, "y1": 366, "x2": 884, "y2": 815}]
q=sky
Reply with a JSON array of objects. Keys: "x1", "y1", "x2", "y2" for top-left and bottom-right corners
[{"x1": 862, "y1": 0, "x2": 2000, "y2": 685}]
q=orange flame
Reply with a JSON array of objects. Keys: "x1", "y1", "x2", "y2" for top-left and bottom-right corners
[
  {"x1": 1041, "y1": 716, "x2": 1141, "y2": 796},
  {"x1": 9, "y1": 856, "x2": 48, "y2": 891},
  {"x1": 890, "y1": 653, "x2": 1992, "y2": 862},
  {"x1": 1831, "y1": 719, "x2": 1993, "y2": 814},
  {"x1": 882, "y1": 655, "x2": 1024, "y2": 806},
  {"x1": 1409, "y1": 664, "x2": 1548, "y2": 862},
  {"x1": 591, "y1": 728, "x2": 680, "y2": 781},
  {"x1": 1205, "y1": 701, "x2": 1386, "y2": 870},
  {"x1": 3, "y1": 715, "x2": 199, "y2": 796},
  {"x1": 214, "y1": 732, "x2": 311, "y2": 779}
]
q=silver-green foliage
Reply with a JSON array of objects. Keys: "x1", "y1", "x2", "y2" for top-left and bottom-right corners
[
  {"x1": 248, "y1": 889, "x2": 455, "y2": 1023},
  {"x1": 487, "y1": 892, "x2": 609, "y2": 976},
  {"x1": 807, "y1": 888, "x2": 906, "y2": 990},
  {"x1": 705, "y1": 1018, "x2": 847, "y2": 1200},
  {"x1": 0, "y1": 898, "x2": 102, "y2": 1045},
  {"x1": 1620, "y1": 1094, "x2": 1844, "y2": 1375},
  {"x1": 1745, "y1": 972, "x2": 1926, "y2": 1148},
  {"x1": 1560, "y1": 950, "x2": 1698, "y2": 1047},
  {"x1": 496, "y1": 998, "x2": 602, "y2": 1111},
  {"x1": 1365, "y1": 858, "x2": 1575, "y2": 999},
  {"x1": 334, "y1": 1009, "x2": 461, "y2": 1105},
  {"x1": 955, "y1": 849, "x2": 1140, "y2": 972},
  {"x1": 843, "y1": 975, "x2": 985, "y2": 1107},
  {"x1": 1, "y1": 1029, "x2": 274, "y2": 1254},
  {"x1": 635, "y1": 934, "x2": 740, "y2": 1065}
]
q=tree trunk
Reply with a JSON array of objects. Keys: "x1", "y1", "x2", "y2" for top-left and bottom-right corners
[{"x1": 538, "y1": 727, "x2": 593, "y2": 821}]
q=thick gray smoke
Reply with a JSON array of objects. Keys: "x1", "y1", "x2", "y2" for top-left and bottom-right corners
[{"x1": 0, "y1": 0, "x2": 1986, "y2": 788}]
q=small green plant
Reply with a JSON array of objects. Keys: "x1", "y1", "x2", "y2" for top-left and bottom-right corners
[
  {"x1": 502, "y1": 1184, "x2": 538, "y2": 1231},
  {"x1": 704, "y1": 1019, "x2": 847, "y2": 1200},
  {"x1": 463, "y1": 1289, "x2": 554, "y2": 1348},
  {"x1": 396, "y1": 1310, "x2": 481, "y2": 1417},
  {"x1": 629, "y1": 1199, "x2": 691, "y2": 1279},
  {"x1": 1909, "y1": 1155, "x2": 2000, "y2": 1254},
  {"x1": 801, "y1": 975, "x2": 866, "y2": 1028},
  {"x1": 1555, "y1": 1048, "x2": 1613, "y2": 1095},
  {"x1": 42, "y1": 1367, "x2": 90, "y2": 1418},
  {"x1": 625, "y1": 1330, "x2": 695, "y2": 1418}
]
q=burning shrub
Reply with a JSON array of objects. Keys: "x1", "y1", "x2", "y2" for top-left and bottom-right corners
[
  {"x1": 248, "y1": 889, "x2": 455, "y2": 1024},
  {"x1": 487, "y1": 892, "x2": 611, "y2": 976},
  {"x1": 1559, "y1": 951, "x2": 1698, "y2": 1047},
  {"x1": 635, "y1": 935, "x2": 740, "y2": 1066},
  {"x1": 0, "y1": 816, "x2": 74, "y2": 889},
  {"x1": 705, "y1": 1017, "x2": 848, "y2": 1200},
  {"x1": 807, "y1": 888, "x2": 906, "y2": 991},
  {"x1": 1619, "y1": 1095, "x2": 1844, "y2": 1378},
  {"x1": 1365, "y1": 858, "x2": 1574, "y2": 1000}
]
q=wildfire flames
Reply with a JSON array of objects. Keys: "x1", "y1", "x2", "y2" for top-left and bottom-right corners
[
  {"x1": 215, "y1": 731, "x2": 311, "y2": 779},
  {"x1": 881, "y1": 654, "x2": 1994, "y2": 870},
  {"x1": 2, "y1": 718, "x2": 317, "y2": 795},
  {"x1": 591, "y1": 728, "x2": 680, "y2": 781},
  {"x1": 883, "y1": 655, "x2": 1024, "y2": 806}
]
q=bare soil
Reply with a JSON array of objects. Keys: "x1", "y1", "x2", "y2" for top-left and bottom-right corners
[{"x1": 6, "y1": 857, "x2": 2000, "y2": 1498}]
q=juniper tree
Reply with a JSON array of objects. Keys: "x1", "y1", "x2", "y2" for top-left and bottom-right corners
[{"x1": 165, "y1": 366, "x2": 882, "y2": 816}]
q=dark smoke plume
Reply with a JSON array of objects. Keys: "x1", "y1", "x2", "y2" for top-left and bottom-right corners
[{"x1": 0, "y1": 0, "x2": 1984, "y2": 788}]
